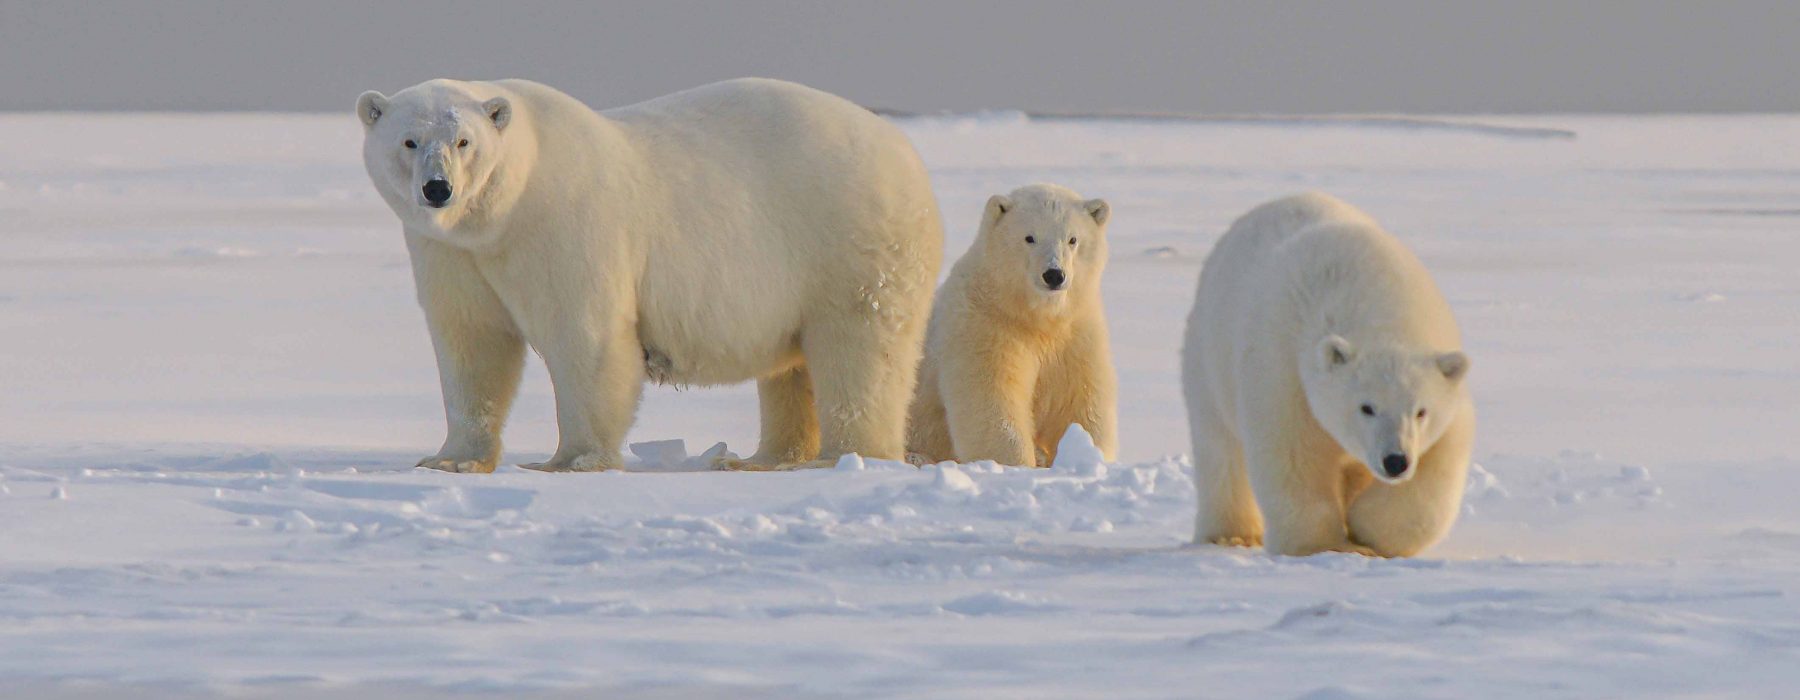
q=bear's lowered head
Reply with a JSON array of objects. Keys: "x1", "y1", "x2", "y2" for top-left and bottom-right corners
[{"x1": 1301, "y1": 335, "x2": 1470, "y2": 484}]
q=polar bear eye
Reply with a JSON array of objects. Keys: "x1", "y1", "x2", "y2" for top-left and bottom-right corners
[
  {"x1": 403, "y1": 140, "x2": 417, "y2": 149},
  {"x1": 1025, "y1": 236, "x2": 1036, "y2": 244},
  {"x1": 1069, "y1": 238, "x2": 1078, "y2": 245},
  {"x1": 1360, "y1": 404, "x2": 1375, "y2": 416},
  {"x1": 1415, "y1": 408, "x2": 1428, "y2": 420},
  {"x1": 457, "y1": 139, "x2": 469, "y2": 149}
]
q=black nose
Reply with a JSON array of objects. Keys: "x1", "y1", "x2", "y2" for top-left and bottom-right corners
[
  {"x1": 1381, "y1": 453, "x2": 1409, "y2": 477},
  {"x1": 422, "y1": 179, "x2": 452, "y2": 206},
  {"x1": 1042, "y1": 268, "x2": 1066, "y2": 289}
]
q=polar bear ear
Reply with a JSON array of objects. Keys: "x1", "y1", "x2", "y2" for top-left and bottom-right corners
[
  {"x1": 356, "y1": 91, "x2": 388, "y2": 128},
  {"x1": 1436, "y1": 351, "x2": 1470, "y2": 382},
  {"x1": 1084, "y1": 198, "x2": 1110, "y2": 226},
  {"x1": 984, "y1": 195, "x2": 1013, "y2": 225},
  {"x1": 483, "y1": 97, "x2": 512, "y2": 131},
  {"x1": 1318, "y1": 335, "x2": 1354, "y2": 370}
]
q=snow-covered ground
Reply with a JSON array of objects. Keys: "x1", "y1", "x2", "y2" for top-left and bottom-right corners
[{"x1": 2, "y1": 112, "x2": 1798, "y2": 698}]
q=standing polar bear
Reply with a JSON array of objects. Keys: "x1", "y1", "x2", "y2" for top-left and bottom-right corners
[
  {"x1": 357, "y1": 78, "x2": 943, "y2": 473},
  {"x1": 906, "y1": 184, "x2": 1118, "y2": 467},
  {"x1": 1182, "y1": 193, "x2": 1473, "y2": 557}
]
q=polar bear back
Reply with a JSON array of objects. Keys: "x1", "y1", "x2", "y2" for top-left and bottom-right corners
[
  {"x1": 607, "y1": 77, "x2": 932, "y2": 258},
  {"x1": 475, "y1": 75, "x2": 933, "y2": 279},
  {"x1": 1184, "y1": 192, "x2": 1461, "y2": 418}
]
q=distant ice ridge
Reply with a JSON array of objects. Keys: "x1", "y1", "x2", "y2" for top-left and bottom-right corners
[{"x1": 876, "y1": 107, "x2": 1577, "y2": 139}]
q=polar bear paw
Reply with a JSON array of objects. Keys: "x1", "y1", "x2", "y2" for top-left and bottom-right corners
[
  {"x1": 520, "y1": 452, "x2": 620, "y2": 473},
  {"x1": 1340, "y1": 538, "x2": 1386, "y2": 558},
  {"x1": 1207, "y1": 534, "x2": 1263, "y2": 548},
  {"x1": 415, "y1": 456, "x2": 497, "y2": 474}
]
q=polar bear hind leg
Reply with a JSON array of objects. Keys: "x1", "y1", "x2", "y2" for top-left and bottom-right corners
[
  {"x1": 717, "y1": 365, "x2": 822, "y2": 470},
  {"x1": 803, "y1": 316, "x2": 917, "y2": 463}
]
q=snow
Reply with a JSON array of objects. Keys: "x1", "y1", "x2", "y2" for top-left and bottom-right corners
[{"x1": 2, "y1": 112, "x2": 1799, "y2": 698}]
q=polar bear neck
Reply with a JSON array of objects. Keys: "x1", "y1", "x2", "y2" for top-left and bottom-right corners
[{"x1": 426, "y1": 111, "x2": 645, "y2": 254}]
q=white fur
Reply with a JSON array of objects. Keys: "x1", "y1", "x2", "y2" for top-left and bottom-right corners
[
  {"x1": 906, "y1": 184, "x2": 1117, "y2": 467},
  {"x1": 1181, "y1": 192, "x2": 1474, "y2": 556},
  {"x1": 358, "y1": 78, "x2": 944, "y2": 472}
]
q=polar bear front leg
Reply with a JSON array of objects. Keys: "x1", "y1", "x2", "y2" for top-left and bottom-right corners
[
  {"x1": 1240, "y1": 395, "x2": 1372, "y2": 556},
  {"x1": 902, "y1": 355, "x2": 954, "y2": 465},
  {"x1": 719, "y1": 366, "x2": 822, "y2": 470},
  {"x1": 409, "y1": 238, "x2": 527, "y2": 475},
  {"x1": 1043, "y1": 319, "x2": 1119, "y2": 464},
  {"x1": 1188, "y1": 408, "x2": 1263, "y2": 547},
  {"x1": 939, "y1": 328, "x2": 1041, "y2": 467},
  {"x1": 419, "y1": 323, "x2": 526, "y2": 474},
  {"x1": 523, "y1": 325, "x2": 644, "y2": 473},
  {"x1": 801, "y1": 318, "x2": 923, "y2": 464},
  {"x1": 1244, "y1": 446, "x2": 1370, "y2": 556},
  {"x1": 1348, "y1": 412, "x2": 1473, "y2": 557}
]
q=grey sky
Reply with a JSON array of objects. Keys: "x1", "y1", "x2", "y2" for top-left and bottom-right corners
[{"x1": 2, "y1": 0, "x2": 1797, "y2": 114}]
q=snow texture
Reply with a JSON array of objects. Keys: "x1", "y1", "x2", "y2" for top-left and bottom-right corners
[{"x1": 1, "y1": 112, "x2": 1798, "y2": 698}]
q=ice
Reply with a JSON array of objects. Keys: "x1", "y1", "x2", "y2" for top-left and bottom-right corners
[
  {"x1": 628, "y1": 438, "x2": 688, "y2": 466},
  {"x1": 0, "y1": 112, "x2": 1798, "y2": 697}
]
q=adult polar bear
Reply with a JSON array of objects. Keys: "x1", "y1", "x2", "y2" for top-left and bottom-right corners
[
  {"x1": 357, "y1": 78, "x2": 943, "y2": 473},
  {"x1": 1182, "y1": 193, "x2": 1473, "y2": 557}
]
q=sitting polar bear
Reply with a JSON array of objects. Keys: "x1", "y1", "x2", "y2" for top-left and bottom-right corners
[
  {"x1": 906, "y1": 184, "x2": 1118, "y2": 467},
  {"x1": 357, "y1": 78, "x2": 944, "y2": 473},
  {"x1": 1182, "y1": 192, "x2": 1473, "y2": 557}
]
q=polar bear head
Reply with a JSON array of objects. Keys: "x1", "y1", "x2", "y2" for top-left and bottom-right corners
[
  {"x1": 977, "y1": 184, "x2": 1110, "y2": 311},
  {"x1": 1302, "y1": 336, "x2": 1470, "y2": 484},
  {"x1": 357, "y1": 81, "x2": 517, "y2": 237}
]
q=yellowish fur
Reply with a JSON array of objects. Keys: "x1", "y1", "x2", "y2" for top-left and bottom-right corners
[{"x1": 906, "y1": 184, "x2": 1118, "y2": 467}]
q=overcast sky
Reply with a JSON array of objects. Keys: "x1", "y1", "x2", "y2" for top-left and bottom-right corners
[{"x1": 2, "y1": 1, "x2": 1797, "y2": 114}]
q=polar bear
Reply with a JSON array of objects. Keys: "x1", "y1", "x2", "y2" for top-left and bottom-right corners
[
  {"x1": 356, "y1": 78, "x2": 943, "y2": 473},
  {"x1": 1181, "y1": 192, "x2": 1473, "y2": 557},
  {"x1": 906, "y1": 184, "x2": 1117, "y2": 467}
]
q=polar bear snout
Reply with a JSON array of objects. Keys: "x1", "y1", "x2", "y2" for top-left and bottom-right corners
[
  {"x1": 422, "y1": 178, "x2": 453, "y2": 208},
  {"x1": 1381, "y1": 453, "x2": 1410, "y2": 478},
  {"x1": 1041, "y1": 268, "x2": 1067, "y2": 291}
]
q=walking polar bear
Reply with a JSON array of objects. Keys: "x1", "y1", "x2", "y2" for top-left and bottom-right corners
[
  {"x1": 1182, "y1": 193, "x2": 1473, "y2": 557},
  {"x1": 357, "y1": 78, "x2": 943, "y2": 473},
  {"x1": 907, "y1": 184, "x2": 1118, "y2": 467}
]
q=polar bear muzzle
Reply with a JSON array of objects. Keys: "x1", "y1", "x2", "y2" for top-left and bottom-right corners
[
  {"x1": 1381, "y1": 452, "x2": 1410, "y2": 478},
  {"x1": 422, "y1": 179, "x2": 452, "y2": 208}
]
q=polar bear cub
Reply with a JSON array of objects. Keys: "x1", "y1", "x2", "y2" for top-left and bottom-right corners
[
  {"x1": 906, "y1": 184, "x2": 1118, "y2": 467},
  {"x1": 357, "y1": 78, "x2": 943, "y2": 473},
  {"x1": 1182, "y1": 192, "x2": 1473, "y2": 557}
]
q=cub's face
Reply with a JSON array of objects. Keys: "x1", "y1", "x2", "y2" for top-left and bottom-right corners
[
  {"x1": 1301, "y1": 336, "x2": 1470, "y2": 484},
  {"x1": 980, "y1": 187, "x2": 1110, "y2": 310},
  {"x1": 356, "y1": 86, "x2": 512, "y2": 232}
]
